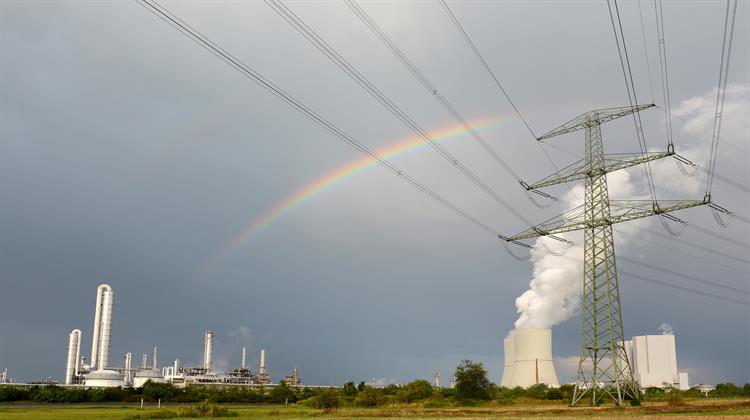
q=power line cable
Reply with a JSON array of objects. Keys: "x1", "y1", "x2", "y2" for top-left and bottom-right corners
[
  {"x1": 343, "y1": 0, "x2": 557, "y2": 208},
  {"x1": 134, "y1": 0, "x2": 531, "y2": 250},
  {"x1": 637, "y1": 0, "x2": 656, "y2": 105},
  {"x1": 619, "y1": 255, "x2": 750, "y2": 295},
  {"x1": 263, "y1": 0, "x2": 558, "y2": 239},
  {"x1": 653, "y1": 0, "x2": 675, "y2": 153},
  {"x1": 437, "y1": 0, "x2": 583, "y2": 201},
  {"x1": 437, "y1": 0, "x2": 537, "y2": 140},
  {"x1": 705, "y1": 0, "x2": 739, "y2": 199},
  {"x1": 609, "y1": 0, "x2": 659, "y2": 205},
  {"x1": 617, "y1": 229, "x2": 750, "y2": 276},
  {"x1": 621, "y1": 270, "x2": 750, "y2": 307}
]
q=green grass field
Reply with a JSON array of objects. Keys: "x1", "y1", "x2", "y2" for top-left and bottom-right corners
[{"x1": 1, "y1": 400, "x2": 749, "y2": 420}]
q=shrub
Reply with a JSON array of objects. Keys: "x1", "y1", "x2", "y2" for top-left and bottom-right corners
[
  {"x1": 355, "y1": 386, "x2": 383, "y2": 407},
  {"x1": 314, "y1": 388, "x2": 341, "y2": 413}
]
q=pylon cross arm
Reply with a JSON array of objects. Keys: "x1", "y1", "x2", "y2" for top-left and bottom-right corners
[
  {"x1": 537, "y1": 104, "x2": 655, "y2": 140},
  {"x1": 507, "y1": 199, "x2": 705, "y2": 241},
  {"x1": 525, "y1": 151, "x2": 673, "y2": 190}
]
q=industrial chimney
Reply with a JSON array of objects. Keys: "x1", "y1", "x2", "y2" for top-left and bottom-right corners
[
  {"x1": 506, "y1": 328, "x2": 559, "y2": 388},
  {"x1": 259, "y1": 349, "x2": 266, "y2": 375},
  {"x1": 90, "y1": 284, "x2": 114, "y2": 370},
  {"x1": 203, "y1": 331, "x2": 214, "y2": 371},
  {"x1": 500, "y1": 334, "x2": 515, "y2": 388},
  {"x1": 153, "y1": 347, "x2": 158, "y2": 371},
  {"x1": 241, "y1": 347, "x2": 247, "y2": 370},
  {"x1": 64, "y1": 329, "x2": 82, "y2": 385}
]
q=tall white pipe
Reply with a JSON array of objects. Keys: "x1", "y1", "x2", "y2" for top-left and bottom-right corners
[
  {"x1": 124, "y1": 352, "x2": 132, "y2": 384},
  {"x1": 241, "y1": 347, "x2": 247, "y2": 369},
  {"x1": 65, "y1": 329, "x2": 82, "y2": 385},
  {"x1": 203, "y1": 331, "x2": 214, "y2": 371},
  {"x1": 141, "y1": 353, "x2": 148, "y2": 369},
  {"x1": 153, "y1": 347, "x2": 158, "y2": 370},
  {"x1": 173, "y1": 359, "x2": 180, "y2": 374},
  {"x1": 259, "y1": 349, "x2": 266, "y2": 374},
  {"x1": 96, "y1": 288, "x2": 114, "y2": 371},
  {"x1": 90, "y1": 284, "x2": 112, "y2": 369}
]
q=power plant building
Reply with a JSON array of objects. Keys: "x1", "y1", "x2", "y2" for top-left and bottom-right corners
[{"x1": 622, "y1": 334, "x2": 689, "y2": 390}]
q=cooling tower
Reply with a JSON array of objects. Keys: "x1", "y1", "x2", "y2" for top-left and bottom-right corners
[
  {"x1": 500, "y1": 335, "x2": 515, "y2": 387},
  {"x1": 203, "y1": 331, "x2": 214, "y2": 371},
  {"x1": 508, "y1": 328, "x2": 559, "y2": 388},
  {"x1": 65, "y1": 329, "x2": 82, "y2": 385}
]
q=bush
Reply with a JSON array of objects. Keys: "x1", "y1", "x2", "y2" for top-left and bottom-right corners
[
  {"x1": 355, "y1": 386, "x2": 383, "y2": 407},
  {"x1": 177, "y1": 400, "x2": 235, "y2": 417},
  {"x1": 314, "y1": 388, "x2": 341, "y2": 412}
]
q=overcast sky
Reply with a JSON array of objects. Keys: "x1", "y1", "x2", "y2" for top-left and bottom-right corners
[{"x1": 1, "y1": 1, "x2": 748, "y2": 386}]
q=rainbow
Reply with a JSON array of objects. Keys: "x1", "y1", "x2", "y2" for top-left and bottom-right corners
[{"x1": 195, "y1": 114, "x2": 513, "y2": 277}]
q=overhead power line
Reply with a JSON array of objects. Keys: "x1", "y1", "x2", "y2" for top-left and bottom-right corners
[
  {"x1": 608, "y1": 0, "x2": 659, "y2": 204},
  {"x1": 263, "y1": 0, "x2": 558, "y2": 238},
  {"x1": 621, "y1": 270, "x2": 750, "y2": 307},
  {"x1": 619, "y1": 255, "x2": 750, "y2": 295},
  {"x1": 705, "y1": 0, "x2": 739, "y2": 200},
  {"x1": 343, "y1": 0, "x2": 557, "y2": 208},
  {"x1": 653, "y1": 0, "x2": 675, "y2": 152},
  {"x1": 616, "y1": 228, "x2": 750, "y2": 277},
  {"x1": 437, "y1": 0, "x2": 582, "y2": 199},
  {"x1": 134, "y1": 0, "x2": 529, "y2": 249}
]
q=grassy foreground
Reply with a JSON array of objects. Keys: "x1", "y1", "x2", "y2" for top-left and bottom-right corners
[{"x1": 1, "y1": 399, "x2": 749, "y2": 420}]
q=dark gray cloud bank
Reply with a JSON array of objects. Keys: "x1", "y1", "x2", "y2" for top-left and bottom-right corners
[{"x1": 0, "y1": 1, "x2": 748, "y2": 385}]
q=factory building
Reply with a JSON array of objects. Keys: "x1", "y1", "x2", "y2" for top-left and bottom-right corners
[
  {"x1": 61, "y1": 283, "x2": 296, "y2": 388},
  {"x1": 500, "y1": 328, "x2": 559, "y2": 388},
  {"x1": 622, "y1": 334, "x2": 689, "y2": 390}
]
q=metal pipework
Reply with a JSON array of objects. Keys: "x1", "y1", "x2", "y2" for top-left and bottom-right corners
[
  {"x1": 65, "y1": 329, "x2": 82, "y2": 385},
  {"x1": 124, "y1": 352, "x2": 132, "y2": 384},
  {"x1": 203, "y1": 331, "x2": 214, "y2": 371},
  {"x1": 90, "y1": 284, "x2": 112, "y2": 369}
]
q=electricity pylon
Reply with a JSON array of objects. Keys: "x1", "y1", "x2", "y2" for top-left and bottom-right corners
[{"x1": 509, "y1": 104, "x2": 705, "y2": 406}]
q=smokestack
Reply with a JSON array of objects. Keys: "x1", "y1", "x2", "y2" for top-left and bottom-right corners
[
  {"x1": 500, "y1": 334, "x2": 515, "y2": 388},
  {"x1": 203, "y1": 331, "x2": 214, "y2": 371},
  {"x1": 259, "y1": 349, "x2": 266, "y2": 375},
  {"x1": 174, "y1": 359, "x2": 180, "y2": 373},
  {"x1": 90, "y1": 284, "x2": 113, "y2": 370},
  {"x1": 96, "y1": 287, "x2": 114, "y2": 371},
  {"x1": 507, "y1": 328, "x2": 559, "y2": 388},
  {"x1": 141, "y1": 353, "x2": 148, "y2": 370},
  {"x1": 153, "y1": 347, "x2": 158, "y2": 370},
  {"x1": 241, "y1": 347, "x2": 247, "y2": 369},
  {"x1": 65, "y1": 329, "x2": 82, "y2": 385}
]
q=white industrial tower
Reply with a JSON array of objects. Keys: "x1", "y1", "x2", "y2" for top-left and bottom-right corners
[{"x1": 90, "y1": 284, "x2": 115, "y2": 371}]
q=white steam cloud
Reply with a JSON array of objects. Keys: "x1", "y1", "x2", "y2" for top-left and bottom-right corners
[
  {"x1": 512, "y1": 85, "x2": 748, "y2": 331},
  {"x1": 658, "y1": 323, "x2": 674, "y2": 335}
]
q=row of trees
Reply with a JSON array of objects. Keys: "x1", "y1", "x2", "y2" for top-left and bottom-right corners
[{"x1": 1, "y1": 360, "x2": 748, "y2": 405}]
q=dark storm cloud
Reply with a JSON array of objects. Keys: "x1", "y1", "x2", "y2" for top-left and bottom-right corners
[{"x1": 0, "y1": 1, "x2": 747, "y2": 386}]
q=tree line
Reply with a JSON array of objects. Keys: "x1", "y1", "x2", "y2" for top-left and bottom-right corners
[{"x1": 1, "y1": 360, "x2": 748, "y2": 405}]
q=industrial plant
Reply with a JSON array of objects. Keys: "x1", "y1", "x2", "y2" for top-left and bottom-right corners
[
  {"x1": 62, "y1": 284, "x2": 298, "y2": 388},
  {"x1": 500, "y1": 328, "x2": 690, "y2": 391}
]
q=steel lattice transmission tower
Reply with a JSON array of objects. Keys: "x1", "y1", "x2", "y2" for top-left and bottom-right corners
[{"x1": 509, "y1": 104, "x2": 705, "y2": 405}]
